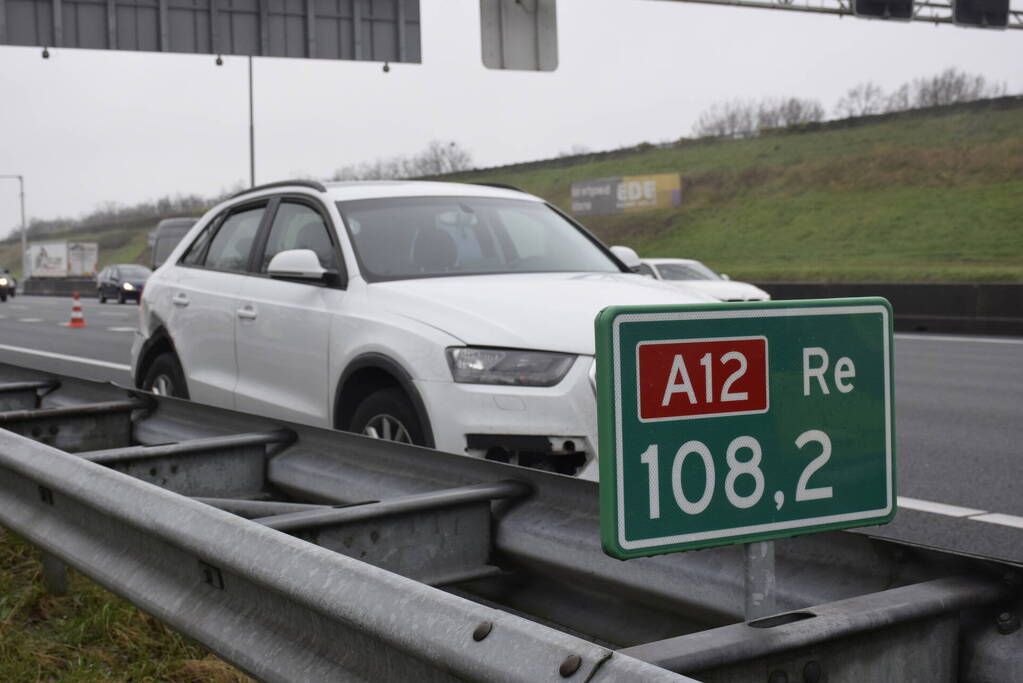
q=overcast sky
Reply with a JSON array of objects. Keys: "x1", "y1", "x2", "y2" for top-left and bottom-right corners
[{"x1": 1, "y1": 0, "x2": 1021, "y2": 238}]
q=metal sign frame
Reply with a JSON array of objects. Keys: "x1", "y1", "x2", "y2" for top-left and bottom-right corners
[{"x1": 597, "y1": 298, "x2": 896, "y2": 560}]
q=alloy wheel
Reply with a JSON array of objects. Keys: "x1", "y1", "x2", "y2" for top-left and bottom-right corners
[{"x1": 362, "y1": 414, "x2": 412, "y2": 443}]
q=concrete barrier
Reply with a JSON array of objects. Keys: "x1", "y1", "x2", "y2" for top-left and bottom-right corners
[
  {"x1": 758, "y1": 283, "x2": 1023, "y2": 336},
  {"x1": 23, "y1": 278, "x2": 97, "y2": 298}
]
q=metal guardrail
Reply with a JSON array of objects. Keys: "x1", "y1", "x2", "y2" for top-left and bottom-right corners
[{"x1": 0, "y1": 364, "x2": 1021, "y2": 682}]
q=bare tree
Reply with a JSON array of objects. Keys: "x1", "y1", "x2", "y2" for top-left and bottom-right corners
[
  {"x1": 558, "y1": 144, "x2": 591, "y2": 158},
  {"x1": 411, "y1": 140, "x2": 475, "y2": 176},
  {"x1": 694, "y1": 96, "x2": 823, "y2": 139},
  {"x1": 883, "y1": 83, "x2": 912, "y2": 113},
  {"x1": 912, "y1": 68, "x2": 1005, "y2": 107},
  {"x1": 692, "y1": 99, "x2": 758, "y2": 138},
  {"x1": 773, "y1": 97, "x2": 825, "y2": 127},
  {"x1": 332, "y1": 140, "x2": 474, "y2": 181},
  {"x1": 834, "y1": 82, "x2": 886, "y2": 118}
]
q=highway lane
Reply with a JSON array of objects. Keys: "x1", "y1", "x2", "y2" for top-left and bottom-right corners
[
  {"x1": 0, "y1": 296, "x2": 134, "y2": 383},
  {"x1": 1, "y1": 296, "x2": 1022, "y2": 553}
]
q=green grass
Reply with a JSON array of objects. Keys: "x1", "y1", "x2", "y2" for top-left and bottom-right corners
[
  {"x1": 0, "y1": 527, "x2": 249, "y2": 682},
  {"x1": 451, "y1": 102, "x2": 1023, "y2": 282}
]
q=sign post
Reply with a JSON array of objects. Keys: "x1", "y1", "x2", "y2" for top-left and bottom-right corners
[{"x1": 596, "y1": 299, "x2": 896, "y2": 605}]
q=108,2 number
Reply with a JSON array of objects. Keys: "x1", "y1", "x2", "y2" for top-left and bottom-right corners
[{"x1": 638, "y1": 430, "x2": 833, "y2": 519}]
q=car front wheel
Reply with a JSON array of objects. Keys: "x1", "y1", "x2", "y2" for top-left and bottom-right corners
[
  {"x1": 98, "y1": 289, "x2": 106, "y2": 304},
  {"x1": 349, "y1": 387, "x2": 425, "y2": 446},
  {"x1": 142, "y1": 353, "x2": 190, "y2": 399}
]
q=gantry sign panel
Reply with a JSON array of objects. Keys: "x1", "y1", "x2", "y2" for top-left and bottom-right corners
[
  {"x1": 649, "y1": 0, "x2": 1020, "y2": 30},
  {"x1": 0, "y1": 0, "x2": 421, "y2": 62}
]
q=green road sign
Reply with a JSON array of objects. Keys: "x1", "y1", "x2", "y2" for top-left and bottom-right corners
[{"x1": 596, "y1": 298, "x2": 895, "y2": 560}]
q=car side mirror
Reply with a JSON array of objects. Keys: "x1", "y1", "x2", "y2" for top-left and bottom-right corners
[
  {"x1": 610, "y1": 245, "x2": 642, "y2": 271},
  {"x1": 720, "y1": 273, "x2": 731, "y2": 281},
  {"x1": 267, "y1": 249, "x2": 327, "y2": 281}
]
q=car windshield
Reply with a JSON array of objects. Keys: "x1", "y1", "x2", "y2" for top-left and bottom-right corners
[
  {"x1": 336, "y1": 196, "x2": 622, "y2": 282},
  {"x1": 119, "y1": 265, "x2": 152, "y2": 278},
  {"x1": 655, "y1": 261, "x2": 721, "y2": 281}
]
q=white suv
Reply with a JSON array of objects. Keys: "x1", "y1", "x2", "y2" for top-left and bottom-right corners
[{"x1": 132, "y1": 180, "x2": 712, "y2": 478}]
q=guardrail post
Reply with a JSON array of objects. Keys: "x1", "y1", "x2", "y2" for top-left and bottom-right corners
[
  {"x1": 744, "y1": 541, "x2": 775, "y2": 621},
  {"x1": 41, "y1": 551, "x2": 68, "y2": 595}
]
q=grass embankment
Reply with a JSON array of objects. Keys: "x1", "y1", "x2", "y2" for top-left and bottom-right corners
[
  {"x1": 3, "y1": 102, "x2": 1020, "y2": 283},
  {"x1": 0, "y1": 527, "x2": 249, "y2": 682},
  {"x1": 454, "y1": 103, "x2": 1023, "y2": 282}
]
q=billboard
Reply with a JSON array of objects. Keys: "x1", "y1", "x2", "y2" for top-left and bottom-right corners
[
  {"x1": 571, "y1": 173, "x2": 682, "y2": 217},
  {"x1": 27, "y1": 242, "x2": 68, "y2": 278},
  {"x1": 27, "y1": 241, "x2": 98, "y2": 278}
]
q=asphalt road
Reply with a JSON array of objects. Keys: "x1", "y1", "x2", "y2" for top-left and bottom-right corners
[{"x1": 1, "y1": 295, "x2": 1021, "y2": 559}]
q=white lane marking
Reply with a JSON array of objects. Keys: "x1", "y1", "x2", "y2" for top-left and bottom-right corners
[
  {"x1": 895, "y1": 333, "x2": 1023, "y2": 346},
  {"x1": 107, "y1": 327, "x2": 137, "y2": 332},
  {"x1": 17, "y1": 317, "x2": 43, "y2": 322},
  {"x1": 98, "y1": 312, "x2": 130, "y2": 317},
  {"x1": 0, "y1": 343, "x2": 131, "y2": 371},
  {"x1": 970, "y1": 513, "x2": 1023, "y2": 530},
  {"x1": 899, "y1": 496, "x2": 1023, "y2": 531},
  {"x1": 897, "y1": 496, "x2": 985, "y2": 517},
  {"x1": 9, "y1": 304, "x2": 28, "y2": 310}
]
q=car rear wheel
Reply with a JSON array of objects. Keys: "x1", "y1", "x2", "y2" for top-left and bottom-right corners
[
  {"x1": 349, "y1": 387, "x2": 425, "y2": 446},
  {"x1": 142, "y1": 353, "x2": 189, "y2": 399}
]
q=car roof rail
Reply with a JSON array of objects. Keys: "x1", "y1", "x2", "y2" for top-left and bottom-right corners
[
  {"x1": 230, "y1": 179, "x2": 327, "y2": 199},
  {"x1": 470, "y1": 182, "x2": 527, "y2": 193}
]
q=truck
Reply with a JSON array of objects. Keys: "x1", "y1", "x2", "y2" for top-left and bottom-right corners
[{"x1": 26, "y1": 240, "x2": 99, "y2": 278}]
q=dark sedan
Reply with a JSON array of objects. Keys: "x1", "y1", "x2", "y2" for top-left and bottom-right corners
[{"x1": 97, "y1": 264, "x2": 152, "y2": 303}]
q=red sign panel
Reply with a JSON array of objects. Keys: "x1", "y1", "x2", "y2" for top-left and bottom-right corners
[{"x1": 637, "y1": 337, "x2": 768, "y2": 420}]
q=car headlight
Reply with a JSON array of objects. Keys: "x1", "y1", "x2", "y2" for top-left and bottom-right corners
[
  {"x1": 446, "y1": 347, "x2": 576, "y2": 387},
  {"x1": 123, "y1": 282, "x2": 135, "y2": 291},
  {"x1": 0, "y1": 278, "x2": 7, "y2": 286}
]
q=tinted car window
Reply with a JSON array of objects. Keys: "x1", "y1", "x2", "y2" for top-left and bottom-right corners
[
  {"x1": 203, "y1": 206, "x2": 266, "y2": 272},
  {"x1": 181, "y1": 222, "x2": 216, "y2": 266},
  {"x1": 261, "y1": 202, "x2": 338, "y2": 272}
]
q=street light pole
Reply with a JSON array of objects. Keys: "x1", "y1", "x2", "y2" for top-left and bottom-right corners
[
  {"x1": 249, "y1": 55, "x2": 255, "y2": 188},
  {"x1": 0, "y1": 174, "x2": 27, "y2": 279}
]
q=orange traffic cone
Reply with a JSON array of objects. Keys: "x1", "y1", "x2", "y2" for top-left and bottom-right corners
[{"x1": 68, "y1": 291, "x2": 88, "y2": 328}]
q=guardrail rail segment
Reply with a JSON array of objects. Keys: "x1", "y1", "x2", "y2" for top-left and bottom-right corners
[{"x1": 0, "y1": 363, "x2": 1020, "y2": 682}]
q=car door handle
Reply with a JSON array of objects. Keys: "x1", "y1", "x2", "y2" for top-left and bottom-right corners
[
  {"x1": 172, "y1": 293, "x2": 190, "y2": 307},
  {"x1": 237, "y1": 306, "x2": 258, "y2": 321}
]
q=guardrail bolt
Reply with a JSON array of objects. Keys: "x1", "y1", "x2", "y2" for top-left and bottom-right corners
[
  {"x1": 38, "y1": 485, "x2": 54, "y2": 505},
  {"x1": 802, "y1": 660, "x2": 823, "y2": 683},
  {"x1": 559, "y1": 654, "x2": 582, "y2": 677},
  {"x1": 472, "y1": 621, "x2": 493, "y2": 642},
  {"x1": 996, "y1": 612, "x2": 1020, "y2": 635},
  {"x1": 767, "y1": 670, "x2": 788, "y2": 683}
]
